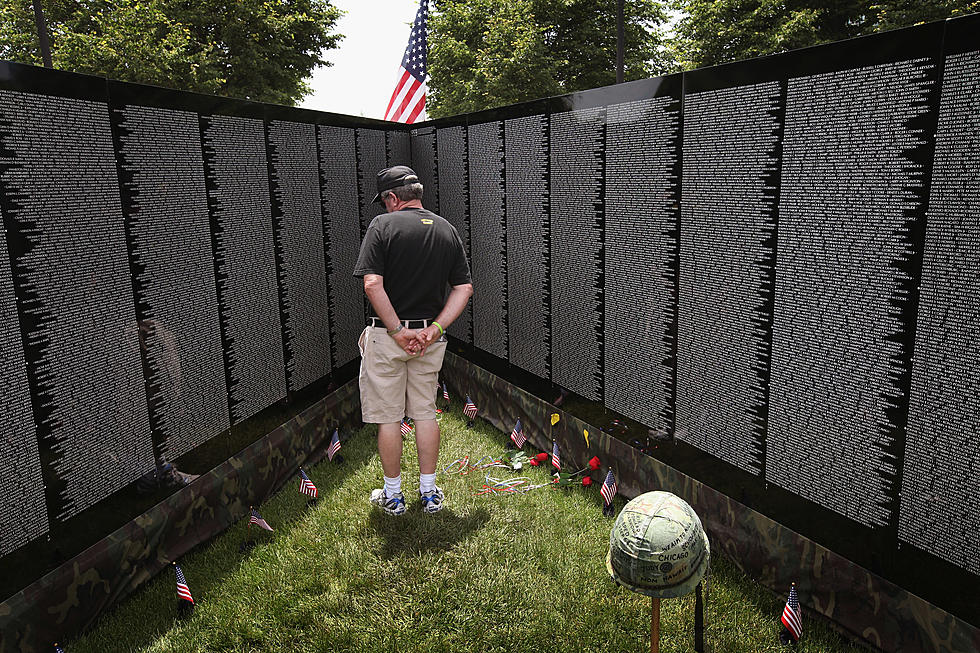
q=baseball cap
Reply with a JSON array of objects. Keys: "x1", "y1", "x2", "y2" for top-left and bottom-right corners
[{"x1": 372, "y1": 165, "x2": 420, "y2": 203}]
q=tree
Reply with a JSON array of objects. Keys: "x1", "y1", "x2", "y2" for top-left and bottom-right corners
[
  {"x1": 668, "y1": 0, "x2": 980, "y2": 71},
  {"x1": 427, "y1": 0, "x2": 669, "y2": 118},
  {"x1": 0, "y1": 0, "x2": 343, "y2": 105}
]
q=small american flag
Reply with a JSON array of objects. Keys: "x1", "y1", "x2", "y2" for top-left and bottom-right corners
[
  {"x1": 463, "y1": 396, "x2": 478, "y2": 420},
  {"x1": 174, "y1": 563, "x2": 194, "y2": 604},
  {"x1": 54, "y1": 645, "x2": 65, "y2": 653},
  {"x1": 510, "y1": 418, "x2": 526, "y2": 448},
  {"x1": 551, "y1": 441, "x2": 560, "y2": 470},
  {"x1": 600, "y1": 470, "x2": 617, "y2": 506},
  {"x1": 401, "y1": 418, "x2": 414, "y2": 436},
  {"x1": 299, "y1": 469, "x2": 318, "y2": 498},
  {"x1": 327, "y1": 429, "x2": 342, "y2": 461},
  {"x1": 442, "y1": 382, "x2": 450, "y2": 402},
  {"x1": 384, "y1": 0, "x2": 429, "y2": 123},
  {"x1": 249, "y1": 508, "x2": 273, "y2": 532},
  {"x1": 781, "y1": 584, "x2": 803, "y2": 642}
]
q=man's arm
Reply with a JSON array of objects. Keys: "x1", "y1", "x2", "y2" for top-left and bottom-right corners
[
  {"x1": 363, "y1": 274, "x2": 420, "y2": 354},
  {"x1": 418, "y1": 282, "x2": 474, "y2": 348}
]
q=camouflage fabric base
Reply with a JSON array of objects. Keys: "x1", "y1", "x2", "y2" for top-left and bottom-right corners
[
  {"x1": 441, "y1": 351, "x2": 980, "y2": 653},
  {"x1": 0, "y1": 380, "x2": 361, "y2": 653}
]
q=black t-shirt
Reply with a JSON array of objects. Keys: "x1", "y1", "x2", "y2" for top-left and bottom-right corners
[{"x1": 353, "y1": 207, "x2": 471, "y2": 319}]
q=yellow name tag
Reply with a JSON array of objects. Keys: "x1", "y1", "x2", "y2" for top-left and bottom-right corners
[{"x1": 420, "y1": 218, "x2": 433, "y2": 225}]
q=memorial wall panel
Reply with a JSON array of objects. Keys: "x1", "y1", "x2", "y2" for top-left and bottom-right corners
[
  {"x1": 900, "y1": 49, "x2": 980, "y2": 572},
  {"x1": 319, "y1": 125, "x2": 363, "y2": 368},
  {"x1": 766, "y1": 59, "x2": 934, "y2": 527},
  {"x1": 604, "y1": 96, "x2": 680, "y2": 434},
  {"x1": 267, "y1": 120, "x2": 331, "y2": 391},
  {"x1": 202, "y1": 114, "x2": 286, "y2": 424},
  {"x1": 356, "y1": 128, "x2": 387, "y2": 236},
  {"x1": 549, "y1": 107, "x2": 604, "y2": 401},
  {"x1": 675, "y1": 82, "x2": 780, "y2": 475},
  {"x1": 436, "y1": 125, "x2": 471, "y2": 342},
  {"x1": 504, "y1": 114, "x2": 549, "y2": 378},
  {"x1": 411, "y1": 127, "x2": 438, "y2": 213},
  {"x1": 116, "y1": 103, "x2": 230, "y2": 459},
  {"x1": 467, "y1": 121, "x2": 507, "y2": 359},
  {"x1": 386, "y1": 129, "x2": 412, "y2": 167},
  {"x1": 0, "y1": 90, "x2": 154, "y2": 519},
  {"x1": 0, "y1": 217, "x2": 47, "y2": 555}
]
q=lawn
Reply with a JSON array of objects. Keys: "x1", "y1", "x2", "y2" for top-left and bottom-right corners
[{"x1": 68, "y1": 410, "x2": 865, "y2": 652}]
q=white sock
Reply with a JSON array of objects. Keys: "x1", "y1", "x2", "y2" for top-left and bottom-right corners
[
  {"x1": 419, "y1": 472, "x2": 437, "y2": 494},
  {"x1": 384, "y1": 475, "x2": 402, "y2": 497}
]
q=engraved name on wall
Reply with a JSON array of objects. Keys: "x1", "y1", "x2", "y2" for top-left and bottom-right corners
[
  {"x1": 900, "y1": 50, "x2": 980, "y2": 570},
  {"x1": 468, "y1": 121, "x2": 507, "y2": 359},
  {"x1": 267, "y1": 120, "x2": 331, "y2": 391},
  {"x1": 767, "y1": 60, "x2": 934, "y2": 527},
  {"x1": 504, "y1": 114, "x2": 549, "y2": 378},
  {"x1": 116, "y1": 104, "x2": 230, "y2": 459},
  {"x1": 0, "y1": 90, "x2": 153, "y2": 519},
  {"x1": 604, "y1": 97, "x2": 680, "y2": 434},
  {"x1": 436, "y1": 125, "x2": 471, "y2": 342},
  {"x1": 676, "y1": 82, "x2": 780, "y2": 475},
  {"x1": 550, "y1": 107, "x2": 604, "y2": 401},
  {"x1": 319, "y1": 125, "x2": 363, "y2": 368},
  {"x1": 202, "y1": 114, "x2": 285, "y2": 424}
]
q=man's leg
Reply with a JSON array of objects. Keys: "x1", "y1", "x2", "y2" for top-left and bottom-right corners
[
  {"x1": 377, "y1": 422, "x2": 403, "y2": 478},
  {"x1": 414, "y1": 419, "x2": 439, "y2": 475}
]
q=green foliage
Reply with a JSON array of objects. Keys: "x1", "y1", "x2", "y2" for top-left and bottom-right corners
[
  {"x1": 428, "y1": 0, "x2": 669, "y2": 118},
  {"x1": 669, "y1": 0, "x2": 980, "y2": 70},
  {"x1": 68, "y1": 409, "x2": 864, "y2": 653},
  {"x1": 0, "y1": 0, "x2": 343, "y2": 105}
]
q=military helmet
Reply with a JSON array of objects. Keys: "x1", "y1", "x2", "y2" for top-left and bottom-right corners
[{"x1": 606, "y1": 491, "x2": 710, "y2": 598}]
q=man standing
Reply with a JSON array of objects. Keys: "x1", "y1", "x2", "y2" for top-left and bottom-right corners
[{"x1": 354, "y1": 165, "x2": 472, "y2": 515}]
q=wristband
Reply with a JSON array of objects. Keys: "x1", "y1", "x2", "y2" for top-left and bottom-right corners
[{"x1": 432, "y1": 321, "x2": 444, "y2": 336}]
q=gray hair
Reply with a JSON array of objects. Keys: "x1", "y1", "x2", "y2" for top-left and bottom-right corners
[{"x1": 382, "y1": 182, "x2": 424, "y2": 202}]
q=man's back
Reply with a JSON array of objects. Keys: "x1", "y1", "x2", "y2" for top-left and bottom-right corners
[{"x1": 354, "y1": 207, "x2": 469, "y2": 320}]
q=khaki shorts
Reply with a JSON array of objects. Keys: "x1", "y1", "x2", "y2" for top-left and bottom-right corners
[{"x1": 358, "y1": 326, "x2": 447, "y2": 424}]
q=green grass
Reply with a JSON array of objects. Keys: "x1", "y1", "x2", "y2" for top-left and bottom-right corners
[{"x1": 69, "y1": 411, "x2": 865, "y2": 653}]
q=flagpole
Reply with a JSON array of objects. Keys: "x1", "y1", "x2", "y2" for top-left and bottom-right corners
[{"x1": 651, "y1": 596, "x2": 661, "y2": 653}]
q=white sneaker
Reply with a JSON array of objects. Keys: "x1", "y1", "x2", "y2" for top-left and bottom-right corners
[
  {"x1": 370, "y1": 488, "x2": 406, "y2": 515},
  {"x1": 419, "y1": 486, "x2": 445, "y2": 514}
]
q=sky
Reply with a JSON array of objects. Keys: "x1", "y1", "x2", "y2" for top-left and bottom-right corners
[{"x1": 299, "y1": 0, "x2": 424, "y2": 119}]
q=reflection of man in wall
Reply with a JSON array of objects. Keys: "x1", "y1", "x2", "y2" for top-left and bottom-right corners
[{"x1": 354, "y1": 166, "x2": 473, "y2": 515}]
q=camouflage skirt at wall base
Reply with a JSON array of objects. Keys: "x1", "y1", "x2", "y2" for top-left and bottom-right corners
[
  {"x1": 0, "y1": 380, "x2": 361, "y2": 653},
  {"x1": 440, "y1": 352, "x2": 980, "y2": 653}
]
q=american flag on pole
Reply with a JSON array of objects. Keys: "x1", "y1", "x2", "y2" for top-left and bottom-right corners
[
  {"x1": 442, "y1": 382, "x2": 450, "y2": 402},
  {"x1": 249, "y1": 508, "x2": 273, "y2": 532},
  {"x1": 463, "y1": 396, "x2": 478, "y2": 420},
  {"x1": 600, "y1": 470, "x2": 618, "y2": 506},
  {"x1": 299, "y1": 469, "x2": 318, "y2": 498},
  {"x1": 510, "y1": 418, "x2": 526, "y2": 449},
  {"x1": 174, "y1": 563, "x2": 194, "y2": 604},
  {"x1": 327, "y1": 429, "x2": 342, "y2": 461},
  {"x1": 54, "y1": 645, "x2": 65, "y2": 653},
  {"x1": 401, "y1": 418, "x2": 414, "y2": 436},
  {"x1": 781, "y1": 584, "x2": 803, "y2": 642},
  {"x1": 384, "y1": 0, "x2": 429, "y2": 123},
  {"x1": 551, "y1": 441, "x2": 561, "y2": 470}
]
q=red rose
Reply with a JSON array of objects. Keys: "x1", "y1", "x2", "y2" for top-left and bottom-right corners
[
  {"x1": 535, "y1": 452, "x2": 549, "y2": 462},
  {"x1": 529, "y1": 459, "x2": 539, "y2": 466},
  {"x1": 582, "y1": 476, "x2": 593, "y2": 487},
  {"x1": 588, "y1": 456, "x2": 601, "y2": 470}
]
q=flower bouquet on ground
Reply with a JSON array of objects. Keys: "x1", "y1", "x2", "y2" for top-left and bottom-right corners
[{"x1": 552, "y1": 456, "x2": 602, "y2": 487}]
